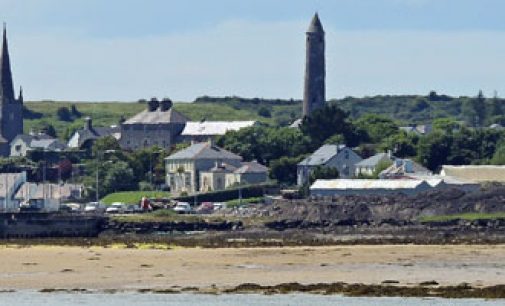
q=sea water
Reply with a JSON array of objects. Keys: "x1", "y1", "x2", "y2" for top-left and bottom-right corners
[{"x1": 0, "y1": 292, "x2": 502, "y2": 306}]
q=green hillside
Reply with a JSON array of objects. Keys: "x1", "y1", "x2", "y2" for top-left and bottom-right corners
[
  {"x1": 23, "y1": 100, "x2": 283, "y2": 140},
  {"x1": 23, "y1": 92, "x2": 505, "y2": 141}
]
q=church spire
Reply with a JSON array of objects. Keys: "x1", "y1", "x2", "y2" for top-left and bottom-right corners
[
  {"x1": 18, "y1": 86, "x2": 23, "y2": 103},
  {"x1": 0, "y1": 23, "x2": 15, "y2": 103}
]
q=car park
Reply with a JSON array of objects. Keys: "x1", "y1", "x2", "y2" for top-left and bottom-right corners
[
  {"x1": 196, "y1": 202, "x2": 214, "y2": 214},
  {"x1": 173, "y1": 202, "x2": 192, "y2": 214},
  {"x1": 213, "y1": 202, "x2": 228, "y2": 211},
  {"x1": 105, "y1": 202, "x2": 126, "y2": 214}
]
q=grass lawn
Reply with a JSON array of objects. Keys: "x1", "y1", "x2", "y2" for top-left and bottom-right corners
[
  {"x1": 419, "y1": 212, "x2": 505, "y2": 223},
  {"x1": 101, "y1": 191, "x2": 171, "y2": 205}
]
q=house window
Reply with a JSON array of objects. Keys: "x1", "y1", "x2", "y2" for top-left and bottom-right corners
[
  {"x1": 185, "y1": 175, "x2": 191, "y2": 187},
  {"x1": 15, "y1": 145, "x2": 21, "y2": 152}
]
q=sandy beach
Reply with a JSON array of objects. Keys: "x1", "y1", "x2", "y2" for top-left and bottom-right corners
[{"x1": 0, "y1": 244, "x2": 503, "y2": 291}]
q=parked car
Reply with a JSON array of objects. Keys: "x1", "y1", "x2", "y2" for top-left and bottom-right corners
[
  {"x1": 84, "y1": 202, "x2": 105, "y2": 213},
  {"x1": 124, "y1": 204, "x2": 143, "y2": 214},
  {"x1": 196, "y1": 202, "x2": 214, "y2": 214},
  {"x1": 20, "y1": 199, "x2": 44, "y2": 212},
  {"x1": 173, "y1": 202, "x2": 192, "y2": 214},
  {"x1": 213, "y1": 202, "x2": 228, "y2": 211},
  {"x1": 60, "y1": 203, "x2": 81, "y2": 212},
  {"x1": 105, "y1": 202, "x2": 126, "y2": 214}
]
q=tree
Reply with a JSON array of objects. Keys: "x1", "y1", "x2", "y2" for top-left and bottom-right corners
[
  {"x1": 354, "y1": 114, "x2": 399, "y2": 144},
  {"x1": 102, "y1": 161, "x2": 136, "y2": 193},
  {"x1": 309, "y1": 166, "x2": 339, "y2": 185},
  {"x1": 416, "y1": 131, "x2": 452, "y2": 171},
  {"x1": 491, "y1": 144, "x2": 505, "y2": 165},
  {"x1": 217, "y1": 126, "x2": 311, "y2": 165},
  {"x1": 70, "y1": 104, "x2": 82, "y2": 118},
  {"x1": 257, "y1": 107, "x2": 272, "y2": 118},
  {"x1": 380, "y1": 131, "x2": 418, "y2": 158},
  {"x1": 433, "y1": 117, "x2": 461, "y2": 132},
  {"x1": 462, "y1": 92, "x2": 486, "y2": 127},
  {"x1": 56, "y1": 106, "x2": 73, "y2": 121},
  {"x1": 92, "y1": 136, "x2": 121, "y2": 157},
  {"x1": 270, "y1": 156, "x2": 304, "y2": 185},
  {"x1": 299, "y1": 104, "x2": 356, "y2": 148},
  {"x1": 41, "y1": 124, "x2": 57, "y2": 138}
]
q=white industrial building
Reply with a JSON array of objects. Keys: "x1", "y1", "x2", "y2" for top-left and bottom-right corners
[
  {"x1": 180, "y1": 121, "x2": 257, "y2": 143},
  {"x1": 310, "y1": 179, "x2": 432, "y2": 197}
]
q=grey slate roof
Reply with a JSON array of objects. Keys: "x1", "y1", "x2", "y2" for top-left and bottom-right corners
[
  {"x1": 166, "y1": 142, "x2": 242, "y2": 161},
  {"x1": 298, "y1": 144, "x2": 346, "y2": 166},
  {"x1": 234, "y1": 161, "x2": 268, "y2": 174},
  {"x1": 12, "y1": 134, "x2": 66, "y2": 151},
  {"x1": 355, "y1": 153, "x2": 391, "y2": 167},
  {"x1": 124, "y1": 108, "x2": 188, "y2": 125},
  {"x1": 73, "y1": 126, "x2": 119, "y2": 147}
]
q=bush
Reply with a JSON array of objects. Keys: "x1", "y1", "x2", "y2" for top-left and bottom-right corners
[
  {"x1": 139, "y1": 181, "x2": 155, "y2": 191},
  {"x1": 57, "y1": 107, "x2": 73, "y2": 122}
]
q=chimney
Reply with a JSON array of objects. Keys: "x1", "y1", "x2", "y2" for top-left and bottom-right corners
[
  {"x1": 160, "y1": 98, "x2": 173, "y2": 111},
  {"x1": 84, "y1": 117, "x2": 92, "y2": 130},
  {"x1": 147, "y1": 97, "x2": 159, "y2": 112}
]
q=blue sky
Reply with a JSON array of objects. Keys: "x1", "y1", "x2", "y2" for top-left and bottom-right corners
[{"x1": 1, "y1": 0, "x2": 504, "y2": 101}]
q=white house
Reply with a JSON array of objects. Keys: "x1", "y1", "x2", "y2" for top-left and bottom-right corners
[
  {"x1": 297, "y1": 144, "x2": 362, "y2": 185},
  {"x1": 354, "y1": 152, "x2": 394, "y2": 177},
  {"x1": 165, "y1": 142, "x2": 243, "y2": 194},
  {"x1": 10, "y1": 134, "x2": 67, "y2": 157}
]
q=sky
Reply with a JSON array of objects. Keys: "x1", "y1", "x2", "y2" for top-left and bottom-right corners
[{"x1": 0, "y1": 0, "x2": 504, "y2": 102}]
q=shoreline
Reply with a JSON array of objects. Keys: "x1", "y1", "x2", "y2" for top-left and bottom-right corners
[
  {"x1": 0, "y1": 244, "x2": 503, "y2": 298},
  {"x1": 1, "y1": 283, "x2": 505, "y2": 299}
]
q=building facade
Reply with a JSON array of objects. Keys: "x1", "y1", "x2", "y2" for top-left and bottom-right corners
[
  {"x1": 119, "y1": 98, "x2": 188, "y2": 150},
  {"x1": 67, "y1": 117, "x2": 120, "y2": 150},
  {"x1": 165, "y1": 142, "x2": 243, "y2": 194},
  {"x1": 303, "y1": 13, "x2": 326, "y2": 117},
  {"x1": 297, "y1": 144, "x2": 362, "y2": 185},
  {"x1": 0, "y1": 26, "x2": 23, "y2": 156},
  {"x1": 10, "y1": 134, "x2": 67, "y2": 157},
  {"x1": 199, "y1": 161, "x2": 268, "y2": 192}
]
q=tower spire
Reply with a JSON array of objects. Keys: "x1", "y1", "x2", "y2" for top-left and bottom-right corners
[
  {"x1": 0, "y1": 23, "x2": 15, "y2": 103},
  {"x1": 307, "y1": 12, "x2": 324, "y2": 33},
  {"x1": 303, "y1": 13, "x2": 326, "y2": 117}
]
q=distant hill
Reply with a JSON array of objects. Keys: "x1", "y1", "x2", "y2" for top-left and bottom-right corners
[{"x1": 23, "y1": 92, "x2": 505, "y2": 141}]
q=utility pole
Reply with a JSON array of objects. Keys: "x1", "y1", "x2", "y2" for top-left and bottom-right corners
[{"x1": 95, "y1": 152, "x2": 99, "y2": 204}]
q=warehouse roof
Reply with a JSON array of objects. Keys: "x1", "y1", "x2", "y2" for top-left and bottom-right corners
[
  {"x1": 440, "y1": 165, "x2": 505, "y2": 183},
  {"x1": 181, "y1": 121, "x2": 256, "y2": 136},
  {"x1": 310, "y1": 179, "x2": 428, "y2": 190}
]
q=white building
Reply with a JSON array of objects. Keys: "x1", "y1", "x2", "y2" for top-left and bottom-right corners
[
  {"x1": 355, "y1": 152, "x2": 394, "y2": 177},
  {"x1": 310, "y1": 179, "x2": 432, "y2": 197},
  {"x1": 180, "y1": 121, "x2": 257, "y2": 143},
  {"x1": 297, "y1": 144, "x2": 362, "y2": 185},
  {"x1": 440, "y1": 165, "x2": 505, "y2": 183},
  {"x1": 165, "y1": 142, "x2": 243, "y2": 194}
]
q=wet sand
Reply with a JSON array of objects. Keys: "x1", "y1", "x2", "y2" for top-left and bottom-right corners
[{"x1": 0, "y1": 244, "x2": 503, "y2": 290}]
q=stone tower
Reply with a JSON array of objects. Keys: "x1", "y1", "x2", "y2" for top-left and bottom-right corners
[
  {"x1": 0, "y1": 24, "x2": 23, "y2": 156},
  {"x1": 303, "y1": 13, "x2": 325, "y2": 117}
]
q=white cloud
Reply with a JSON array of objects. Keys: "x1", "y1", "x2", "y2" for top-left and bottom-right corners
[{"x1": 7, "y1": 20, "x2": 505, "y2": 101}]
